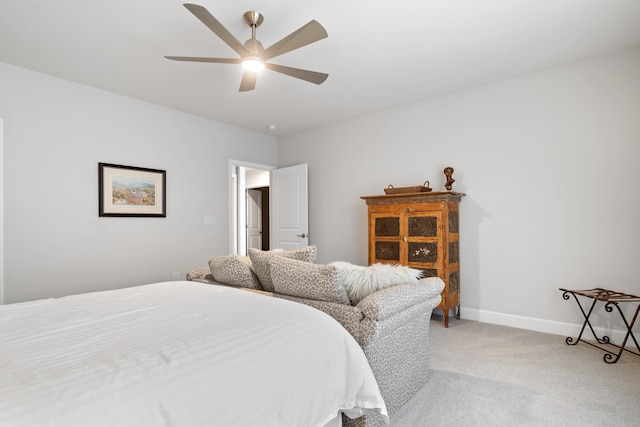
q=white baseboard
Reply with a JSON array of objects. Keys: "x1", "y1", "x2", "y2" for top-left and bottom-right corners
[{"x1": 459, "y1": 307, "x2": 638, "y2": 349}]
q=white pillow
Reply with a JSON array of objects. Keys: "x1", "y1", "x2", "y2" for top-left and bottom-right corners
[{"x1": 330, "y1": 262, "x2": 423, "y2": 305}]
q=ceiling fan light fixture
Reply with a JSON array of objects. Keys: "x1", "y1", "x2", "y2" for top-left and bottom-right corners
[{"x1": 242, "y1": 56, "x2": 265, "y2": 72}]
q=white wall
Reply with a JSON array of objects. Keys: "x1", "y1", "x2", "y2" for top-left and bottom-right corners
[
  {"x1": 278, "y1": 47, "x2": 640, "y2": 335},
  {"x1": 0, "y1": 118, "x2": 4, "y2": 305},
  {"x1": 245, "y1": 168, "x2": 270, "y2": 188},
  {"x1": 0, "y1": 62, "x2": 277, "y2": 303}
]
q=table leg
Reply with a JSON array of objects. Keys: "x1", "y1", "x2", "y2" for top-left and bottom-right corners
[
  {"x1": 601, "y1": 301, "x2": 640, "y2": 364},
  {"x1": 563, "y1": 291, "x2": 608, "y2": 346}
]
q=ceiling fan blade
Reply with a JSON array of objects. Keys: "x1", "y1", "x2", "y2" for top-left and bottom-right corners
[
  {"x1": 183, "y1": 3, "x2": 249, "y2": 57},
  {"x1": 262, "y1": 20, "x2": 328, "y2": 60},
  {"x1": 265, "y1": 63, "x2": 328, "y2": 85},
  {"x1": 239, "y1": 72, "x2": 257, "y2": 92},
  {"x1": 165, "y1": 56, "x2": 241, "y2": 64}
]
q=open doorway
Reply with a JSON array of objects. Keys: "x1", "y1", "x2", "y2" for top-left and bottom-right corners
[
  {"x1": 247, "y1": 187, "x2": 269, "y2": 251},
  {"x1": 243, "y1": 169, "x2": 270, "y2": 254},
  {"x1": 229, "y1": 161, "x2": 273, "y2": 256},
  {"x1": 229, "y1": 161, "x2": 309, "y2": 256}
]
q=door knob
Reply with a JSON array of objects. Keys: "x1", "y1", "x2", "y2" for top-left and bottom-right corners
[{"x1": 297, "y1": 233, "x2": 308, "y2": 238}]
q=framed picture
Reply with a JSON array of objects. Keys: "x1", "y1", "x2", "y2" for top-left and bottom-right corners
[{"x1": 98, "y1": 163, "x2": 166, "y2": 217}]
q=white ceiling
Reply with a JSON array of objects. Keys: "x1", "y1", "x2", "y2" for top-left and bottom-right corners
[{"x1": 2, "y1": 0, "x2": 640, "y2": 136}]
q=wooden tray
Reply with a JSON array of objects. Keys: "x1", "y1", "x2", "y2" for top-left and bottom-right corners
[{"x1": 384, "y1": 181, "x2": 432, "y2": 194}]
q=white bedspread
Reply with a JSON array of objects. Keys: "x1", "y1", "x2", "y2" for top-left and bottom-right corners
[{"x1": 0, "y1": 281, "x2": 387, "y2": 426}]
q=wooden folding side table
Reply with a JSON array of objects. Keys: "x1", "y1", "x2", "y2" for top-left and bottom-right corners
[{"x1": 559, "y1": 287, "x2": 640, "y2": 364}]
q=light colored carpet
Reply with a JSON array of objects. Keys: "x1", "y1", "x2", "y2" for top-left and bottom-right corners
[{"x1": 390, "y1": 319, "x2": 640, "y2": 426}]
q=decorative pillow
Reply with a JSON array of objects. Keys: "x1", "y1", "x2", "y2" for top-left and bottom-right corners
[
  {"x1": 208, "y1": 255, "x2": 262, "y2": 290},
  {"x1": 269, "y1": 256, "x2": 351, "y2": 305},
  {"x1": 330, "y1": 262, "x2": 423, "y2": 305},
  {"x1": 186, "y1": 268, "x2": 214, "y2": 283},
  {"x1": 248, "y1": 246, "x2": 317, "y2": 292}
]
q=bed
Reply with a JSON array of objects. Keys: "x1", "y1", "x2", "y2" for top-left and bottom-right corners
[{"x1": 0, "y1": 281, "x2": 388, "y2": 426}]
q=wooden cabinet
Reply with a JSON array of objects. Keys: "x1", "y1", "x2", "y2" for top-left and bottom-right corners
[{"x1": 361, "y1": 192, "x2": 465, "y2": 327}]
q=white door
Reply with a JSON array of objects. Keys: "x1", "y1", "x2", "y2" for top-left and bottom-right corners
[
  {"x1": 246, "y1": 189, "x2": 263, "y2": 250},
  {"x1": 270, "y1": 164, "x2": 309, "y2": 250}
]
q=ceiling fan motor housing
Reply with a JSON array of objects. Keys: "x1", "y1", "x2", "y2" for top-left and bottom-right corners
[{"x1": 244, "y1": 38, "x2": 264, "y2": 56}]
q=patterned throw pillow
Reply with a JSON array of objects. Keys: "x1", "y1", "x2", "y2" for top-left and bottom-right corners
[
  {"x1": 269, "y1": 256, "x2": 351, "y2": 305},
  {"x1": 330, "y1": 261, "x2": 423, "y2": 305},
  {"x1": 208, "y1": 255, "x2": 262, "y2": 290},
  {"x1": 186, "y1": 268, "x2": 215, "y2": 283},
  {"x1": 248, "y1": 246, "x2": 317, "y2": 292}
]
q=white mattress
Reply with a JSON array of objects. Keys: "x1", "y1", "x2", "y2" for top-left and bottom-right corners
[{"x1": 0, "y1": 281, "x2": 387, "y2": 426}]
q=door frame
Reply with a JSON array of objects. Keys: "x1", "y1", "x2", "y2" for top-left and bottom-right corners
[{"x1": 228, "y1": 160, "x2": 275, "y2": 256}]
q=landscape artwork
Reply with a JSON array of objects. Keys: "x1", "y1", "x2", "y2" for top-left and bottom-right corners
[
  {"x1": 111, "y1": 175, "x2": 157, "y2": 207},
  {"x1": 98, "y1": 163, "x2": 166, "y2": 217}
]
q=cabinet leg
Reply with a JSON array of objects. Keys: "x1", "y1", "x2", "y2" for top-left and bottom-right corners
[
  {"x1": 456, "y1": 305, "x2": 460, "y2": 320},
  {"x1": 443, "y1": 309, "x2": 449, "y2": 328}
]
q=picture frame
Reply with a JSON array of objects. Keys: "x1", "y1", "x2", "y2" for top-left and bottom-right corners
[{"x1": 98, "y1": 163, "x2": 166, "y2": 217}]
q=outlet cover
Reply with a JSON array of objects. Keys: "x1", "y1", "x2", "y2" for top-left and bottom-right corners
[{"x1": 204, "y1": 215, "x2": 216, "y2": 225}]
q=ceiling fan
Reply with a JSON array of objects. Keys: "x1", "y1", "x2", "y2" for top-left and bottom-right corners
[{"x1": 165, "y1": 3, "x2": 329, "y2": 92}]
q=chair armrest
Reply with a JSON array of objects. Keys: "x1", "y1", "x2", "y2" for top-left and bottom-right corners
[
  {"x1": 418, "y1": 276, "x2": 446, "y2": 296},
  {"x1": 186, "y1": 268, "x2": 213, "y2": 282},
  {"x1": 186, "y1": 268, "x2": 247, "y2": 288},
  {"x1": 357, "y1": 278, "x2": 444, "y2": 321},
  {"x1": 274, "y1": 294, "x2": 369, "y2": 345},
  {"x1": 357, "y1": 279, "x2": 444, "y2": 419}
]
